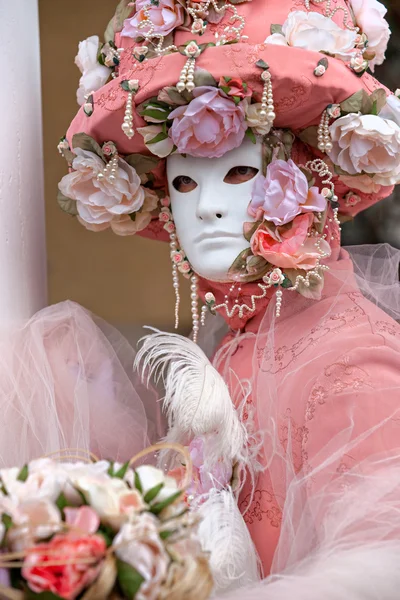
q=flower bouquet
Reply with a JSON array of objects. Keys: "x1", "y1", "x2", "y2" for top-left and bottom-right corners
[{"x1": 0, "y1": 445, "x2": 213, "y2": 600}]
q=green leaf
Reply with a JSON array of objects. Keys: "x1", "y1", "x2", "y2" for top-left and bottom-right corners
[
  {"x1": 143, "y1": 482, "x2": 164, "y2": 503},
  {"x1": 147, "y1": 132, "x2": 169, "y2": 145},
  {"x1": 98, "y1": 525, "x2": 114, "y2": 547},
  {"x1": 55, "y1": 492, "x2": 68, "y2": 513},
  {"x1": 193, "y1": 68, "x2": 217, "y2": 87},
  {"x1": 298, "y1": 126, "x2": 319, "y2": 148},
  {"x1": 104, "y1": 0, "x2": 134, "y2": 43},
  {"x1": 134, "y1": 471, "x2": 143, "y2": 493},
  {"x1": 107, "y1": 461, "x2": 115, "y2": 476},
  {"x1": 232, "y1": 96, "x2": 241, "y2": 105},
  {"x1": 57, "y1": 189, "x2": 78, "y2": 216},
  {"x1": 256, "y1": 59, "x2": 269, "y2": 70},
  {"x1": 151, "y1": 490, "x2": 182, "y2": 515},
  {"x1": 129, "y1": 212, "x2": 137, "y2": 222},
  {"x1": 370, "y1": 88, "x2": 387, "y2": 115},
  {"x1": 0, "y1": 478, "x2": 8, "y2": 495},
  {"x1": 17, "y1": 464, "x2": 28, "y2": 482},
  {"x1": 2, "y1": 513, "x2": 12, "y2": 531},
  {"x1": 340, "y1": 89, "x2": 371, "y2": 115},
  {"x1": 117, "y1": 559, "x2": 145, "y2": 598},
  {"x1": 270, "y1": 24, "x2": 283, "y2": 35},
  {"x1": 72, "y1": 133, "x2": 103, "y2": 158},
  {"x1": 245, "y1": 128, "x2": 257, "y2": 144},
  {"x1": 219, "y1": 85, "x2": 231, "y2": 95},
  {"x1": 243, "y1": 220, "x2": 261, "y2": 242},
  {"x1": 371, "y1": 100, "x2": 378, "y2": 116},
  {"x1": 318, "y1": 57, "x2": 329, "y2": 69},
  {"x1": 142, "y1": 108, "x2": 170, "y2": 122},
  {"x1": 114, "y1": 461, "x2": 130, "y2": 479},
  {"x1": 159, "y1": 529, "x2": 176, "y2": 540},
  {"x1": 281, "y1": 276, "x2": 293, "y2": 289}
]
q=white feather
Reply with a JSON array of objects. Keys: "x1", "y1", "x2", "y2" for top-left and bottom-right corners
[
  {"x1": 135, "y1": 330, "x2": 246, "y2": 464},
  {"x1": 196, "y1": 488, "x2": 261, "y2": 594}
]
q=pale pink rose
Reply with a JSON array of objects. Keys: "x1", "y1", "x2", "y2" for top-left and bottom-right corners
[
  {"x1": 191, "y1": 18, "x2": 206, "y2": 34},
  {"x1": 22, "y1": 534, "x2": 106, "y2": 600},
  {"x1": 59, "y1": 148, "x2": 145, "y2": 231},
  {"x1": 102, "y1": 141, "x2": 117, "y2": 157},
  {"x1": 249, "y1": 159, "x2": 327, "y2": 226},
  {"x1": 160, "y1": 197, "x2": 170, "y2": 207},
  {"x1": 251, "y1": 213, "x2": 331, "y2": 270},
  {"x1": 111, "y1": 188, "x2": 158, "y2": 236},
  {"x1": 113, "y1": 515, "x2": 169, "y2": 600},
  {"x1": 350, "y1": 53, "x2": 368, "y2": 72},
  {"x1": 138, "y1": 125, "x2": 175, "y2": 158},
  {"x1": 264, "y1": 268, "x2": 285, "y2": 286},
  {"x1": 339, "y1": 173, "x2": 382, "y2": 194},
  {"x1": 171, "y1": 251, "x2": 184, "y2": 264},
  {"x1": 328, "y1": 113, "x2": 400, "y2": 185},
  {"x1": 204, "y1": 292, "x2": 215, "y2": 303},
  {"x1": 75, "y1": 35, "x2": 111, "y2": 105},
  {"x1": 178, "y1": 260, "x2": 191, "y2": 274},
  {"x1": 349, "y1": 0, "x2": 390, "y2": 71},
  {"x1": 265, "y1": 11, "x2": 357, "y2": 59},
  {"x1": 327, "y1": 104, "x2": 341, "y2": 119},
  {"x1": 64, "y1": 506, "x2": 100, "y2": 536},
  {"x1": 184, "y1": 41, "x2": 201, "y2": 57},
  {"x1": 344, "y1": 191, "x2": 362, "y2": 207},
  {"x1": 169, "y1": 86, "x2": 247, "y2": 158},
  {"x1": 159, "y1": 210, "x2": 171, "y2": 223},
  {"x1": 121, "y1": 0, "x2": 184, "y2": 39},
  {"x1": 314, "y1": 64, "x2": 326, "y2": 76}
]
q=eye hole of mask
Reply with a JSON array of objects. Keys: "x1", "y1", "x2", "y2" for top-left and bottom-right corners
[
  {"x1": 172, "y1": 175, "x2": 198, "y2": 193},
  {"x1": 223, "y1": 166, "x2": 259, "y2": 185}
]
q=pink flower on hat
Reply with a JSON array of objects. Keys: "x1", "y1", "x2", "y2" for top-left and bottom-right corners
[
  {"x1": 249, "y1": 159, "x2": 327, "y2": 226},
  {"x1": 121, "y1": 0, "x2": 184, "y2": 40},
  {"x1": 251, "y1": 214, "x2": 331, "y2": 271},
  {"x1": 168, "y1": 86, "x2": 247, "y2": 158}
]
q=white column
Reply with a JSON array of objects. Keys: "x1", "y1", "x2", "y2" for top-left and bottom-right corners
[{"x1": 0, "y1": 0, "x2": 47, "y2": 328}]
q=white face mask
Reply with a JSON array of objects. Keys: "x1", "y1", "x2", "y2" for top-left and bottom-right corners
[{"x1": 167, "y1": 138, "x2": 261, "y2": 281}]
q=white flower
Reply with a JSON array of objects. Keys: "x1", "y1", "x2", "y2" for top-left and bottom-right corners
[
  {"x1": 113, "y1": 515, "x2": 169, "y2": 600},
  {"x1": 264, "y1": 268, "x2": 285, "y2": 286},
  {"x1": 349, "y1": 0, "x2": 391, "y2": 71},
  {"x1": 205, "y1": 292, "x2": 215, "y2": 303},
  {"x1": 58, "y1": 148, "x2": 145, "y2": 231},
  {"x1": 326, "y1": 104, "x2": 341, "y2": 119},
  {"x1": 138, "y1": 125, "x2": 175, "y2": 158},
  {"x1": 344, "y1": 191, "x2": 362, "y2": 207},
  {"x1": 350, "y1": 54, "x2": 369, "y2": 73},
  {"x1": 265, "y1": 11, "x2": 357, "y2": 59},
  {"x1": 245, "y1": 103, "x2": 272, "y2": 135},
  {"x1": 328, "y1": 113, "x2": 400, "y2": 186},
  {"x1": 135, "y1": 465, "x2": 179, "y2": 503},
  {"x1": 379, "y1": 94, "x2": 400, "y2": 127},
  {"x1": 75, "y1": 35, "x2": 111, "y2": 106},
  {"x1": 314, "y1": 64, "x2": 326, "y2": 76},
  {"x1": 184, "y1": 41, "x2": 201, "y2": 58}
]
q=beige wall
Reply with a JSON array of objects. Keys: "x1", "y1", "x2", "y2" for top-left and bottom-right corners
[{"x1": 39, "y1": 0, "x2": 191, "y2": 331}]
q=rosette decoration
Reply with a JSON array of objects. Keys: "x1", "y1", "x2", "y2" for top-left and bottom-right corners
[{"x1": 0, "y1": 446, "x2": 213, "y2": 600}]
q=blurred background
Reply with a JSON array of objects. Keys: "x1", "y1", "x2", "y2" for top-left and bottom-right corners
[{"x1": 38, "y1": 0, "x2": 399, "y2": 336}]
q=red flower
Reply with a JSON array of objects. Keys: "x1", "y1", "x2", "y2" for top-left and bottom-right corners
[
  {"x1": 219, "y1": 76, "x2": 253, "y2": 99},
  {"x1": 22, "y1": 534, "x2": 106, "y2": 600}
]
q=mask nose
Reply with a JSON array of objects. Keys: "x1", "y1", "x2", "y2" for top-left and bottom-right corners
[{"x1": 196, "y1": 185, "x2": 228, "y2": 222}]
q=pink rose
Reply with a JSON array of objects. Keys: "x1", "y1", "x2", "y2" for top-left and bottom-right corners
[
  {"x1": 159, "y1": 211, "x2": 170, "y2": 223},
  {"x1": 168, "y1": 86, "x2": 247, "y2": 158},
  {"x1": 314, "y1": 64, "x2": 326, "y2": 77},
  {"x1": 264, "y1": 267, "x2": 285, "y2": 286},
  {"x1": 58, "y1": 148, "x2": 145, "y2": 231},
  {"x1": 249, "y1": 159, "x2": 327, "y2": 226},
  {"x1": 110, "y1": 188, "x2": 158, "y2": 236},
  {"x1": 102, "y1": 141, "x2": 117, "y2": 157},
  {"x1": 171, "y1": 251, "x2": 184, "y2": 264},
  {"x1": 326, "y1": 104, "x2": 341, "y2": 119},
  {"x1": 121, "y1": 0, "x2": 184, "y2": 40},
  {"x1": 164, "y1": 221, "x2": 175, "y2": 233},
  {"x1": 178, "y1": 260, "x2": 191, "y2": 274},
  {"x1": 22, "y1": 534, "x2": 106, "y2": 600},
  {"x1": 160, "y1": 196, "x2": 170, "y2": 207},
  {"x1": 251, "y1": 214, "x2": 331, "y2": 270},
  {"x1": 344, "y1": 191, "x2": 362, "y2": 207}
]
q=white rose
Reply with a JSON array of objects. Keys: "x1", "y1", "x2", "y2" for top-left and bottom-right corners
[
  {"x1": 113, "y1": 515, "x2": 169, "y2": 600},
  {"x1": 379, "y1": 94, "x2": 400, "y2": 127},
  {"x1": 329, "y1": 113, "x2": 400, "y2": 186},
  {"x1": 58, "y1": 148, "x2": 145, "y2": 231},
  {"x1": 245, "y1": 103, "x2": 272, "y2": 135},
  {"x1": 265, "y1": 11, "x2": 357, "y2": 59},
  {"x1": 135, "y1": 465, "x2": 179, "y2": 503},
  {"x1": 75, "y1": 35, "x2": 111, "y2": 105},
  {"x1": 137, "y1": 125, "x2": 175, "y2": 158},
  {"x1": 349, "y1": 0, "x2": 391, "y2": 71}
]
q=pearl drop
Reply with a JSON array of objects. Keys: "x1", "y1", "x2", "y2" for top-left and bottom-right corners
[
  {"x1": 325, "y1": 142, "x2": 333, "y2": 152},
  {"x1": 176, "y1": 82, "x2": 186, "y2": 92},
  {"x1": 122, "y1": 123, "x2": 131, "y2": 132},
  {"x1": 267, "y1": 111, "x2": 276, "y2": 121},
  {"x1": 186, "y1": 82, "x2": 195, "y2": 92}
]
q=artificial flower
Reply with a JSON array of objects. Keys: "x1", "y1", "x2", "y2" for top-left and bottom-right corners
[
  {"x1": 168, "y1": 86, "x2": 247, "y2": 158},
  {"x1": 245, "y1": 102, "x2": 273, "y2": 135},
  {"x1": 75, "y1": 35, "x2": 111, "y2": 106},
  {"x1": 58, "y1": 148, "x2": 146, "y2": 231},
  {"x1": 121, "y1": 0, "x2": 184, "y2": 40},
  {"x1": 263, "y1": 268, "x2": 285, "y2": 286},
  {"x1": 188, "y1": 436, "x2": 232, "y2": 495},
  {"x1": 113, "y1": 514, "x2": 169, "y2": 600},
  {"x1": 379, "y1": 93, "x2": 400, "y2": 127},
  {"x1": 251, "y1": 213, "x2": 331, "y2": 270},
  {"x1": 22, "y1": 533, "x2": 106, "y2": 600},
  {"x1": 249, "y1": 159, "x2": 327, "y2": 226},
  {"x1": 265, "y1": 11, "x2": 357, "y2": 59},
  {"x1": 350, "y1": 54, "x2": 369, "y2": 73},
  {"x1": 344, "y1": 191, "x2": 362, "y2": 207},
  {"x1": 110, "y1": 188, "x2": 159, "y2": 236},
  {"x1": 219, "y1": 76, "x2": 253, "y2": 99},
  {"x1": 3, "y1": 498, "x2": 62, "y2": 551},
  {"x1": 328, "y1": 113, "x2": 400, "y2": 185},
  {"x1": 349, "y1": 0, "x2": 390, "y2": 71},
  {"x1": 138, "y1": 125, "x2": 175, "y2": 158},
  {"x1": 135, "y1": 465, "x2": 179, "y2": 503}
]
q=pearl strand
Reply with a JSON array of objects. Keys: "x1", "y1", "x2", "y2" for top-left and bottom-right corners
[
  {"x1": 275, "y1": 289, "x2": 283, "y2": 318},
  {"x1": 122, "y1": 92, "x2": 134, "y2": 139},
  {"x1": 190, "y1": 275, "x2": 200, "y2": 343},
  {"x1": 177, "y1": 57, "x2": 196, "y2": 93},
  {"x1": 97, "y1": 155, "x2": 118, "y2": 182},
  {"x1": 259, "y1": 71, "x2": 276, "y2": 126},
  {"x1": 317, "y1": 109, "x2": 333, "y2": 153},
  {"x1": 170, "y1": 233, "x2": 180, "y2": 330}
]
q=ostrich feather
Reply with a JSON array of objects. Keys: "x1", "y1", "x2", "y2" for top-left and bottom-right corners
[
  {"x1": 135, "y1": 330, "x2": 247, "y2": 464},
  {"x1": 196, "y1": 488, "x2": 261, "y2": 594}
]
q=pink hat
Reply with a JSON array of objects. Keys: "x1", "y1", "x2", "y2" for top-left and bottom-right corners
[{"x1": 58, "y1": 0, "x2": 397, "y2": 241}]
